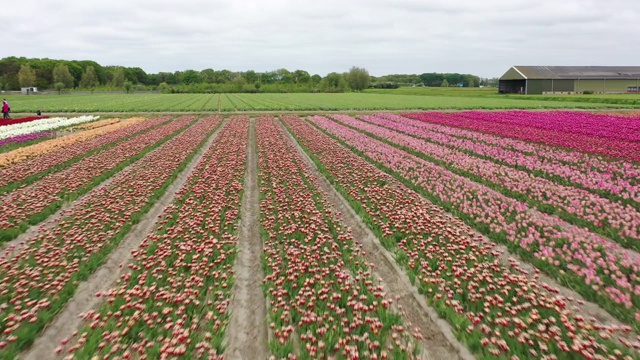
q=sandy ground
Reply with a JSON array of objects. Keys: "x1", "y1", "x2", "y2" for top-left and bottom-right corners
[
  {"x1": 20, "y1": 119, "x2": 228, "y2": 360},
  {"x1": 224, "y1": 118, "x2": 270, "y2": 360}
]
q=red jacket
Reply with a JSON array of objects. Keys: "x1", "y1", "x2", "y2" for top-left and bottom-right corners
[{"x1": 1, "y1": 102, "x2": 8, "y2": 112}]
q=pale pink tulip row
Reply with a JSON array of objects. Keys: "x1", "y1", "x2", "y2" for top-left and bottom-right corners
[
  {"x1": 308, "y1": 115, "x2": 640, "y2": 313},
  {"x1": 330, "y1": 114, "x2": 640, "y2": 244},
  {"x1": 365, "y1": 113, "x2": 640, "y2": 203}
]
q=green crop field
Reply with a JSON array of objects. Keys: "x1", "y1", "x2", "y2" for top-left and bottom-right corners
[{"x1": 2, "y1": 90, "x2": 638, "y2": 114}]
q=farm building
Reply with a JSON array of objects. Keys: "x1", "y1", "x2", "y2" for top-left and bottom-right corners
[{"x1": 498, "y1": 66, "x2": 640, "y2": 94}]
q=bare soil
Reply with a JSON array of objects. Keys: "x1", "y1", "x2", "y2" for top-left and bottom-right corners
[
  {"x1": 224, "y1": 118, "x2": 270, "y2": 360},
  {"x1": 20, "y1": 119, "x2": 228, "y2": 360},
  {"x1": 279, "y1": 119, "x2": 475, "y2": 360}
]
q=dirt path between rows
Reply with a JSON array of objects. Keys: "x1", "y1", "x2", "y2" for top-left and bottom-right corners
[
  {"x1": 224, "y1": 118, "x2": 269, "y2": 360},
  {"x1": 279, "y1": 119, "x2": 475, "y2": 360},
  {"x1": 20, "y1": 119, "x2": 228, "y2": 360}
]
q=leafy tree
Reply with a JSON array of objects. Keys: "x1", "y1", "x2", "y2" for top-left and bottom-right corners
[
  {"x1": 79, "y1": 66, "x2": 99, "y2": 90},
  {"x1": 200, "y1": 69, "x2": 216, "y2": 83},
  {"x1": 123, "y1": 81, "x2": 133, "y2": 93},
  {"x1": 292, "y1": 70, "x2": 311, "y2": 84},
  {"x1": 54, "y1": 82, "x2": 65, "y2": 94},
  {"x1": 346, "y1": 66, "x2": 370, "y2": 91},
  {"x1": 18, "y1": 64, "x2": 37, "y2": 88},
  {"x1": 111, "y1": 67, "x2": 125, "y2": 87},
  {"x1": 244, "y1": 70, "x2": 258, "y2": 84},
  {"x1": 53, "y1": 64, "x2": 75, "y2": 89},
  {"x1": 181, "y1": 70, "x2": 200, "y2": 85},
  {"x1": 254, "y1": 81, "x2": 261, "y2": 91},
  {"x1": 158, "y1": 82, "x2": 170, "y2": 93},
  {"x1": 310, "y1": 74, "x2": 322, "y2": 85},
  {"x1": 440, "y1": 79, "x2": 449, "y2": 87}
]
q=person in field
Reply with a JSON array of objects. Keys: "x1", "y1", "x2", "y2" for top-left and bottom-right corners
[{"x1": 2, "y1": 99, "x2": 9, "y2": 119}]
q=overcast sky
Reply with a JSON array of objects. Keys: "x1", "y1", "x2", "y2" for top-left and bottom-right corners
[{"x1": 4, "y1": 0, "x2": 639, "y2": 78}]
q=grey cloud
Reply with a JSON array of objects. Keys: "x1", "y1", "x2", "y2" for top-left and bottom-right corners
[{"x1": 4, "y1": 0, "x2": 640, "y2": 78}]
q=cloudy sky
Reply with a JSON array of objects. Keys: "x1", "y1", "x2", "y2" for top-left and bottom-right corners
[{"x1": 5, "y1": 0, "x2": 639, "y2": 78}]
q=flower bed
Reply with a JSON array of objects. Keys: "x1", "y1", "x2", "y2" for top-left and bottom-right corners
[
  {"x1": 0, "y1": 116, "x2": 197, "y2": 242},
  {"x1": 0, "y1": 115, "x2": 221, "y2": 358},
  {"x1": 282, "y1": 114, "x2": 639, "y2": 359},
  {"x1": 258, "y1": 116, "x2": 417, "y2": 359},
  {"x1": 306, "y1": 115, "x2": 640, "y2": 326},
  {"x1": 0, "y1": 115, "x2": 99, "y2": 140},
  {"x1": 331, "y1": 114, "x2": 640, "y2": 250},
  {"x1": 64, "y1": 116, "x2": 246, "y2": 359},
  {"x1": 403, "y1": 111, "x2": 640, "y2": 162}
]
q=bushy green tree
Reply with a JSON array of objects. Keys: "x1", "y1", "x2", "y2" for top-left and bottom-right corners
[
  {"x1": 53, "y1": 64, "x2": 75, "y2": 89},
  {"x1": 55, "y1": 82, "x2": 65, "y2": 94},
  {"x1": 111, "y1": 67, "x2": 125, "y2": 87},
  {"x1": 18, "y1": 64, "x2": 36, "y2": 88},
  {"x1": 79, "y1": 66, "x2": 99, "y2": 90},
  {"x1": 123, "y1": 81, "x2": 133, "y2": 93},
  {"x1": 346, "y1": 66, "x2": 370, "y2": 91}
]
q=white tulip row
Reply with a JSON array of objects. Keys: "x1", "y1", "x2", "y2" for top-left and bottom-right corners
[{"x1": 0, "y1": 115, "x2": 100, "y2": 140}]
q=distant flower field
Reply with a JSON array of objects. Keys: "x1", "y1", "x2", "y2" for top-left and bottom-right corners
[
  {"x1": 3, "y1": 92, "x2": 639, "y2": 113},
  {"x1": 1, "y1": 110, "x2": 639, "y2": 359}
]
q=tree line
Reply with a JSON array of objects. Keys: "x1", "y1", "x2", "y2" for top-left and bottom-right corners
[{"x1": 0, "y1": 56, "x2": 489, "y2": 93}]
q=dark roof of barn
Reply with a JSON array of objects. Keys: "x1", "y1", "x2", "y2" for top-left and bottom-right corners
[{"x1": 505, "y1": 66, "x2": 640, "y2": 80}]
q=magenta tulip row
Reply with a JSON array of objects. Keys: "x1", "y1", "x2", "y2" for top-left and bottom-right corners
[
  {"x1": 258, "y1": 116, "x2": 415, "y2": 359},
  {"x1": 63, "y1": 116, "x2": 247, "y2": 359},
  {"x1": 329, "y1": 114, "x2": 640, "y2": 246},
  {"x1": 307, "y1": 115, "x2": 640, "y2": 315},
  {"x1": 0, "y1": 116, "x2": 195, "y2": 231},
  {"x1": 0, "y1": 131, "x2": 56, "y2": 148},
  {"x1": 282, "y1": 114, "x2": 637, "y2": 359},
  {"x1": 363, "y1": 113, "x2": 640, "y2": 204},
  {"x1": 403, "y1": 111, "x2": 640, "y2": 162},
  {"x1": 0, "y1": 116, "x2": 170, "y2": 190},
  {"x1": 0, "y1": 116, "x2": 221, "y2": 357}
]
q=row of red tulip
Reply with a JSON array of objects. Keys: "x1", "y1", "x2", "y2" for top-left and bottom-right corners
[
  {"x1": 282, "y1": 114, "x2": 639, "y2": 359},
  {"x1": 0, "y1": 116, "x2": 49, "y2": 127},
  {"x1": 363, "y1": 113, "x2": 640, "y2": 207},
  {"x1": 61, "y1": 116, "x2": 247, "y2": 359},
  {"x1": 0, "y1": 116, "x2": 197, "y2": 241},
  {"x1": 0, "y1": 116, "x2": 222, "y2": 358},
  {"x1": 257, "y1": 116, "x2": 418, "y2": 359},
  {"x1": 0, "y1": 116, "x2": 170, "y2": 191},
  {"x1": 329, "y1": 114, "x2": 640, "y2": 249}
]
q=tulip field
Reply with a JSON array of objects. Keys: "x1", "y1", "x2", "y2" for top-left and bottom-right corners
[{"x1": 0, "y1": 110, "x2": 639, "y2": 359}]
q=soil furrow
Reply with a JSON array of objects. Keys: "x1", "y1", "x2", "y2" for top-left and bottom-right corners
[
  {"x1": 279, "y1": 118, "x2": 475, "y2": 360},
  {"x1": 224, "y1": 118, "x2": 269, "y2": 360},
  {"x1": 20, "y1": 118, "x2": 228, "y2": 360}
]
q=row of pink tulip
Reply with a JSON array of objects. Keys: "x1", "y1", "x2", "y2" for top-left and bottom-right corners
[
  {"x1": 0, "y1": 116, "x2": 221, "y2": 358},
  {"x1": 62, "y1": 116, "x2": 246, "y2": 359},
  {"x1": 403, "y1": 111, "x2": 640, "y2": 162},
  {"x1": 0, "y1": 116, "x2": 170, "y2": 190},
  {"x1": 0, "y1": 116, "x2": 196, "y2": 238},
  {"x1": 330, "y1": 114, "x2": 640, "y2": 248},
  {"x1": 364, "y1": 113, "x2": 640, "y2": 204},
  {"x1": 282, "y1": 114, "x2": 638, "y2": 359},
  {"x1": 258, "y1": 116, "x2": 417, "y2": 359},
  {"x1": 307, "y1": 115, "x2": 640, "y2": 321}
]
